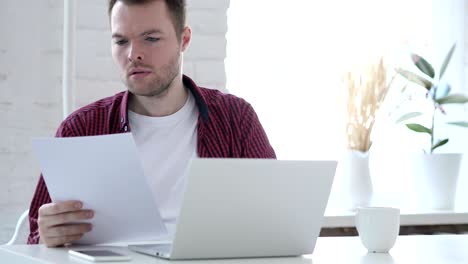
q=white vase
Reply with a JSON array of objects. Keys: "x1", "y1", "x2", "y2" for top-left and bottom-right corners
[
  {"x1": 342, "y1": 150, "x2": 373, "y2": 209},
  {"x1": 413, "y1": 153, "x2": 462, "y2": 210}
]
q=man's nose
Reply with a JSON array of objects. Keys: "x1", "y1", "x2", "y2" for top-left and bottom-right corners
[{"x1": 128, "y1": 43, "x2": 144, "y2": 62}]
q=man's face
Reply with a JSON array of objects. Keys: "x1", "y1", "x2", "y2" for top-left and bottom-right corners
[{"x1": 110, "y1": 0, "x2": 189, "y2": 97}]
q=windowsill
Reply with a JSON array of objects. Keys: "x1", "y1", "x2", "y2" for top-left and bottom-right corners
[
  {"x1": 323, "y1": 210, "x2": 468, "y2": 228},
  {"x1": 324, "y1": 183, "x2": 468, "y2": 228}
]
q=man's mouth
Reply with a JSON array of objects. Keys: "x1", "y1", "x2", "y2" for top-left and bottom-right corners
[
  {"x1": 131, "y1": 71, "x2": 149, "y2": 75},
  {"x1": 128, "y1": 68, "x2": 151, "y2": 77}
]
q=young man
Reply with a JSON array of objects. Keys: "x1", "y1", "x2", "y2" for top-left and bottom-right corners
[{"x1": 28, "y1": 0, "x2": 275, "y2": 247}]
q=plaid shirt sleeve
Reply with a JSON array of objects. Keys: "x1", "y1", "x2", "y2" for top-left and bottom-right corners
[{"x1": 240, "y1": 103, "x2": 276, "y2": 158}]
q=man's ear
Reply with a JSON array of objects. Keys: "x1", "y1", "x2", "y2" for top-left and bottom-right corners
[{"x1": 180, "y1": 26, "x2": 192, "y2": 52}]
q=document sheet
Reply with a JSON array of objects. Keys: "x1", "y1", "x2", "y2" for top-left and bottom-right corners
[{"x1": 32, "y1": 133, "x2": 168, "y2": 244}]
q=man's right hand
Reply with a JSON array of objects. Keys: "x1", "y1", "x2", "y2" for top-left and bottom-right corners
[{"x1": 38, "y1": 200, "x2": 94, "y2": 247}]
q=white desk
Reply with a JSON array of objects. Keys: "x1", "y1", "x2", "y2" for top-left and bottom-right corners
[{"x1": 2, "y1": 235, "x2": 468, "y2": 263}]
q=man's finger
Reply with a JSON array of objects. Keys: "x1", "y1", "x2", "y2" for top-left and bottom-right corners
[
  {"x1": 46, "y1": 223, "x2": 93, "y2": 237},
  {"x1": 44, "y1": 234, "x2": 84, "y2": 248},
  {"x1": 39, "y1": 201, "x2": 83, "y2": 216},
  {"x1": 39, "y1": 210, "x2": 94, "y2": 227}
]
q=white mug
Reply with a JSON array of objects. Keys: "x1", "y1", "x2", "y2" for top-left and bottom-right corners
[{"x1": 355, "y1": 207, "x2": 400, "y2": 253}]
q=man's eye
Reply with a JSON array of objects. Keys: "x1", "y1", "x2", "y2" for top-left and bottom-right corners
[
  {"x1": 115, "y1": 39, "x2": 128, "y2": 46},
  {"x1": 146, "y1": 37, "x2": 160, "y2": 42}
]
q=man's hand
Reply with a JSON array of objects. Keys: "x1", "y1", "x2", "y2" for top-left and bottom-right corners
[{"x1": 38, "y1": 200, "x2": 94, "y2": 247}]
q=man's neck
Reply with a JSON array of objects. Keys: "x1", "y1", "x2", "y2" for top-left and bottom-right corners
[{"x1": 128, "y1": 78, "x2": 189, "y2": 117}]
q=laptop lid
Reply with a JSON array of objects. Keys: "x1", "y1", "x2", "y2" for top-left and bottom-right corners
[{"x1": 164, "y1": 158, "x2": 337, "y2": 260}]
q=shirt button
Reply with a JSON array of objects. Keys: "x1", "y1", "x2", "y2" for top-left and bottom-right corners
[
  {"x1": 121, "y1": 118, "x2": 124, "y2": 123},
  {"x1": 124, "y1": 126, "x2": 128, "y2": 132}
]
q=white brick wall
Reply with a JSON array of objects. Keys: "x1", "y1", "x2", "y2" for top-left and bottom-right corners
[
  {"x1": 0, "y1": 0, "x2": 63, "y2": 244},
  {"x1": 0, "y1": 0, "x2": 229, "y2": 244}
]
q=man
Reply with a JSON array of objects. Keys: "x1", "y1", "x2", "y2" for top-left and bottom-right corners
[{"x1": 28, "y1": 0, "x2": 275, "y2": 247}]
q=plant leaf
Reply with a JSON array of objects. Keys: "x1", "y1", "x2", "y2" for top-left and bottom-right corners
[
  {"x1": 406, "y1": 123, "x2": 432, "y2": 135},
  {"x1": 440, "y1": 43, "x2": 456, "y2": 80},
  {"x1": 412, "y1": 53, "x2": 435, "y2": 78},
  {"x1": 395, "y1": 68, "x2": 433, "y2": 90},
  {"x1": 396, "y1": 112, "x2": 423, "y2": 124},
  {"x1": 431, "y1": 138, "x2": 449, "y2": 152},
  {"x1": 447, "y1": 121, "x2": 468, "y2": 127},
  {"x1": 436, "y1": 94, "x2": 468, "y2": 105}
]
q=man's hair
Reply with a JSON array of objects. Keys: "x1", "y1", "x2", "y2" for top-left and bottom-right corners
[{"x1": 108, "y1": 0, "x2": 186, "y2": 36}]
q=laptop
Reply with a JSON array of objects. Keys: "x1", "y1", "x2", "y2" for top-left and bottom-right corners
[{"x1": 129, "y1": 158, "x2": 337, "y2": 260}]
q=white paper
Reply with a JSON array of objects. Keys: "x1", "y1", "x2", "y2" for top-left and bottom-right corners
[{"x1": 31, "y1": 133, "x2": 168, "y2": 245}]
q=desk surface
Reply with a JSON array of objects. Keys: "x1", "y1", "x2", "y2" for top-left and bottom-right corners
[{"x1": 2, "y1": 234, "x2": 468, "y2": 264}]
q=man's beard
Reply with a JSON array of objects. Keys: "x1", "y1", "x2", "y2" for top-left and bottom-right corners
[{"x1": 124, "y1": 53, "x2": 181, "y2": 98}]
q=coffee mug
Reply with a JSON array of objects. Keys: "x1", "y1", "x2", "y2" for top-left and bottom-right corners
[{"x1": 355, "y1": 207, "x2": 400, "y2": 253}]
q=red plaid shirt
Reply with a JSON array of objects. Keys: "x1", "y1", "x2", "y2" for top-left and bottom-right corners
[{"x1": 27, "y1": 75, "x2": 275, "y2": 244}]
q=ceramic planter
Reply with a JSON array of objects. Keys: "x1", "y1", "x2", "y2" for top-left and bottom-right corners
[
  {"x1": 342, "y1": 150, "x2": 373, "y2": 209},
  {"x1": 412, "y1": 153, "x2": 462, "y2": 210}
]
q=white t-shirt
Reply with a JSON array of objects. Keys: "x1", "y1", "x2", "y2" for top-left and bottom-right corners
[{"x1": 128, "y1": 92, "x2": 198, "y2": 234}]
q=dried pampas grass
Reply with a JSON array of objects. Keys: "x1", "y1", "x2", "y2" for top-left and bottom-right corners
[{"x1": 345, "y1": 58, "x2": 394, "y2": 152}]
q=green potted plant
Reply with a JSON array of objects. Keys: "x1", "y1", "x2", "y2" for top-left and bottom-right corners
[
  {"x1": 396, "y1": 43, "x2": 468, "y2": 152},
  {"x1": 395, "y1": 43, "x2": 468, "y2": 209}
]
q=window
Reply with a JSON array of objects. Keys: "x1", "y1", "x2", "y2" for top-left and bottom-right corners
[
  {"x1": 226, "y1": 0, "x2": 433, "y2": 160},
  {"x1": 226, "y1": 0, "x2": 467, "y2": 210}
]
